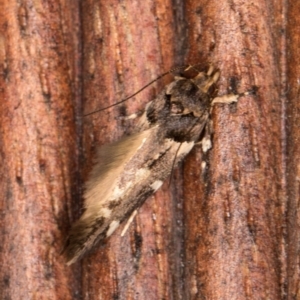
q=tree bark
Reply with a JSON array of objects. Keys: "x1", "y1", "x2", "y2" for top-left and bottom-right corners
[
  {"x1": 183, "y1": 1, "x2": 286, "y2": 299},
  {"x1": 0, "y1": 0, "x2": 82, "y2": 299},
  {"x1": 286, "y1": 1, "x2": 300, "y2": 299},
  {"x1": 0, "y1": 0, "x2": 297, "y2": 299}
]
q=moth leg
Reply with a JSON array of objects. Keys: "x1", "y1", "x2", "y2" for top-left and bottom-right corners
[
  {"x1": 121, "y1": 209, "x2": 138, "y2": 237},
  {"x1": 202, "y1": 119, "x2": 213, "y2": 153},
  {"x1": 212, "y1": 86, "x2": 256, "y2": 105},
  {"x1": 194, "y1": 119, "x2": 213, "y2": 152},
  {"x1": 212, "y1": 93, "x2": 240, "y2": 105}
]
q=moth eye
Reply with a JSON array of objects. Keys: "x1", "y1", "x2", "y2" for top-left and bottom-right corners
[{"x1": 170, "y1": 101, "x2": 184, "y2": 114}]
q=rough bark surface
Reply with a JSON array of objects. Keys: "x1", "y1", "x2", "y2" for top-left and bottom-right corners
[
  {"x1": 0, "y1": 0, "x2": 297, "y2": 299},
  {"x1": 286, "y1": 1, "x2": 300, "y2": 299},
  {"x1": 0, "y1": 0, "x2": 82, "y2": 299}
]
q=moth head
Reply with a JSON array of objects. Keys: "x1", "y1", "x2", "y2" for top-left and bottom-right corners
[{"x1": 166, "y1": 72, "x2": 218, "y2": 118}]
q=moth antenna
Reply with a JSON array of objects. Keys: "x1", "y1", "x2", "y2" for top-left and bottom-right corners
[{"x1": 84, "y1": 65, "x2": 195, "y2": 117}]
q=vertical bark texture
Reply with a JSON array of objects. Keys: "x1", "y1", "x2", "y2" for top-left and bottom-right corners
[
  {"x1": 0, "y1": 0, "x2": 297, "y2": 299},
  {"x1": 183, "y1": 1, "x2": 285, "y2": 299},
  {"x1": 286, "y1": 0, "x2": 300, "y2": 299},
  {"x1": 0, "y1": 0, "x2": 82, "y2": 299}
]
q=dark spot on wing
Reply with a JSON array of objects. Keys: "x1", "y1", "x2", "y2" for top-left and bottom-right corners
[{"x1": 107, "y1": 200, "x2": 121, "y2": 209}]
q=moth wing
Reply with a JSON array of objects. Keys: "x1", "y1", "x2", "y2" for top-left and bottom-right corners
[
  {"x1": 64, "y1": 128, "x2": 155, "y2": 264},
  {"x1": 84, "y1": 128, "x2": 154, "y2": 210}
]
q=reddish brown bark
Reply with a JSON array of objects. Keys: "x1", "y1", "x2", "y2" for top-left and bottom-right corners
[
  {"x1": 182, "y1": 1, "x2": 286, "y2": 299},
  {"x1": 0, "y1": 0, "x2": 297, "y2": 299},
  {"x1": 286, "y1": 0, "x2": 300, "y2": 299},
  {"x1": 0, "y1": 0, "x2": 82, "y2": 299}
]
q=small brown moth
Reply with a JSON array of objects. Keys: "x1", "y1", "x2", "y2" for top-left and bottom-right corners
[{"x1": 64, "y1": 65, "x2": 244, "y2": 265}]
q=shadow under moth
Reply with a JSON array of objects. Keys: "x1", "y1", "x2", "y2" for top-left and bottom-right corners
[{"x1": 64, "y1": 65, "x2": 245, "y2": 265}]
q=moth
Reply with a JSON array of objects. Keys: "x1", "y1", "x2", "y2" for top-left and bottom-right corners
[{"x1": 64, "y1": 65, "x2": 244, "y2": 265}]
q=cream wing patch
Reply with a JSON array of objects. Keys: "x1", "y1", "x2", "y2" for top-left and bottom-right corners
[
  {"x1": 106, "y1": 220, "x2": 120, "y2": 237},
  {"x1": 150, "y1": 180, "x2": 163, "y2": 192},
  {"x1": 177, "y1": 141, "x2": 195, "y2": 157}
]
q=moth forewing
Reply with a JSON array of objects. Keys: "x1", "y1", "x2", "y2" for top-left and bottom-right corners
[{"x1": 64, "y1": 67, "x2": 239, "y2": 265}]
